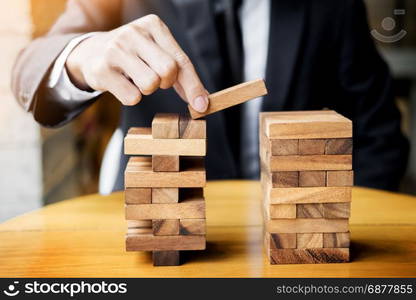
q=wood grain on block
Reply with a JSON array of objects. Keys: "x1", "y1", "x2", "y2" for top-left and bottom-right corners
[
  {"x1": 323, "y1": 203, "x2": 351, "y2": 219},
  {"x1": 125, "y1": 157, "x2": 205, "y2": 188},
  {"x1": 272, "y1": 171, "x2": 299, "y2": 188},
  {"x1": 327, "y1": 171, "x2": 354, "y2": 187},
  {"x1": 127, "y1": 228, "x2": 153, "y2": 234},
  {"x1": 125, "y1": 199, "x2": 205, "y2": 220},
  {"x1": 124, "y1": 127, "x2": 205, "y2": 156},
  {"x1": 188, "y1": 79, "x2": 267, "y2": 119},
  {"x1": 179, "y1": 219, "x2": 206, "y2": 235},
  {"x1": 267, "y1": 233, "x2": 297, "y2": 249},
  {"x1": 296, "y1": 204, "x2": 324, "y2": 218},
  {"x1": 297, "y1": 233, "x2": 323, "y2": 249},
  {"x1": 325, "y1": 138, "x2": 353, "y2": 155},
  {"x1": 260, "y1": 110, "x2": 352, "y2": 139},
  {"x1": 127, "y1": 220, "x2": 152, "y2": 228},
  {"x1": 267, "y1": 187, "x2": 352, "y2": 204},
  {"x1": 179, "y1": 115, "x2": 206, "y2": 139},
  {"x1": 298, "y1": 139, "x2": 326, "y2": 155},
  {"x1": 152, "y1": 219, "x2": 180, "y2": 236},
  {"x1": 152, "y1": 251, "x2": 180, "y2": 266},
  {"x1": 124, "y1": 188, "x2": 151, "y2": 204},
  {"x1": 271, "y1": 139, "x2": 298, "y2": 155},
  {"x1": 266, "y1": 219, "x2": 349, "y2": 233},
  {"x1": 152, "y1": 155, "x2": 180, "y2": 172},
  {"x1": 126, "y1": 233, "x2": 205, "y2": 251},
  {"x1": 267, "y1": 155, "x2": 352, "y2": 171},
  {"x1": 299, "y1": 171, "x2": 326, "y2": 187},
  {"x1": 323, "y1": 232, "x2": 350, "y2": 248},
  {"x1": 269, "y1": 248, "x2": 349, "y2": 264},
  {"x1": 151, "y1": 113, "x2": 179, "y2": 139},
  {"x1": 269, "y1": 204, "x2": 296, "y2": 219},
  {"x1": 152, "y1": 188, "x2": 179, "y2": 203}
]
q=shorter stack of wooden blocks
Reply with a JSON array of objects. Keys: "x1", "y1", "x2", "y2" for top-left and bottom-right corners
[
  {"x1": 260, "y1": 111, "x2": 353, "y2": 264},
  {"x1": 124, "y1": 113, "x2": 207, "y2": 266}
]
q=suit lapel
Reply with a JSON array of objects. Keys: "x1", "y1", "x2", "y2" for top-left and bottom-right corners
[{"x1": 263, "y1": 0, "x2": 306, "y2": 111}]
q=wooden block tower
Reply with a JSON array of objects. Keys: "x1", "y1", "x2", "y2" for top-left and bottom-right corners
[
  {"x1": 123, "y1": 113, "x2": 207, "y2": 266},
  {"x1": 260, "y1": 110, "x2": 353, "y2": 264}
]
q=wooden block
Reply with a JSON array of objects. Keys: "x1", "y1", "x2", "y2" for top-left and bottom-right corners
[
  {"x1": 267, "y1": 187, "x2": 352, "y2": 204},
  {"x1": 266, "y1": 155, "x2": 352, "y2": 171},
  {"x1": 124, "y1": 127, "x2": 205, "y2": 156},
  {"x1": 327, "y1": 171, "x2": 354, "y2": 187},
  {"x1": 269, "y1": 204, "x2": 297, "y2": 219},
  {"x1": 127, "y1": 227, "x2": 153, "y2": 234},
  {"x1": 126, "y1": 233, "x2": 205, "y2": 251},
  {"x1": 297, "y1": 233, "x2": 323, "y2": 249},
  {"x1": 124, "y1": 188, "x2": 151, "y2": 204},
  {"x1": 179, "y1": 115, "x2": 206, "y2": 139},
  {"x1": 127, "y1": 220, "x2": 152, "y2": 228},
  {"x1": 125, "y1": 157, "x2": 205, "y2": 188},
  {"x1": 179, "y1": 219, "x2": 206, "y2": 235},
  {"x1": 152, "y1": 113, "x2": 179, "y2": 139},
  {"x1": 152, "y1": 155, "x2": 180, "y2": 172},
  {"x1": 260, "y1": 110, "x2": 352, "y2": 139},
  {"x1": 299, "y1": 171, "x2": 326, "y2": 187},
  {"x1": 323, "y1": 203, "x2": 351, "y2": 219},
  {"x1": 271, "y1": 139, "x2": 298, "y2": 155},
  {"x1": 271, "y1": 171, "x2": 299, "y2": 188},
  {"x1": 267, "y1": 233, "x2": 297, "y2": 249},
  {"x1": 267, "y1": 219, "x2": 349, "y2": 233},
  {"x1": 126, "y1": 199, "x2": 205, "y2": 220},
  {"x1": 325, "y1": 138, "x2": 352, "y2": 154},
  {"x1": 296, "y1": 204, "x2": 324, "y2": 218},
  {"x1": 298, "y1": 139, "x2": 326, "y2": 155},
  {"x1": 323, "y1": 232, "x2": 350, "y2": 248},
  {"x1": 152, "y1": 188, "x2": 179, "y2": 203},
  {"x1": 188, "y1": 79, "x2": 267, "y2": 119},
  {"x1": 152, "y1": 251, "x2": 180, "y2": 266},
  {"x1": 152, "y1": 219, "x2": 180, "y2": 236},
  {"x1": 269, "y1": 248, "x2": 349, "y2": 264}
]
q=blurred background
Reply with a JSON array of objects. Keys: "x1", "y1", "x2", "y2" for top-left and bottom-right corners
[{"x1": 0, "y1": 0, "x2": 415, "y2": 222}]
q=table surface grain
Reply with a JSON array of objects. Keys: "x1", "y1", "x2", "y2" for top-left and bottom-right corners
[{"x1": 0, "y1": 180, "x2": 415, "y2": 277}]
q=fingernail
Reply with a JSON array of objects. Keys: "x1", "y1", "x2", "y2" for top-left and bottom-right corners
[{"x1": 192, "y1": 95, "x2": 208, "y2": 112}]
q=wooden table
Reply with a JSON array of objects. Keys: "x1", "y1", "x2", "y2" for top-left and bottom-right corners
[{"x1": 0, "y1": 180, "x2": 415, "y2": 277}]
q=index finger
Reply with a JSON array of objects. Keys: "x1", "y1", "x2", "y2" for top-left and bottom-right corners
[{"x1": 142, "y1": 16, "x2": 209, "y2": 112}]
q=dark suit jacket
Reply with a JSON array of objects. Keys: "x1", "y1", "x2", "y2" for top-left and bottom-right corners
[{"x1": 11, "y1": 0, "x2": 409, "y2": 191}]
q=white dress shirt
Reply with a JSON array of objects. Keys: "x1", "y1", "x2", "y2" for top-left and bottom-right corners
[{"x1": 48, "y1": 0, "x2": 270, "y2": 194}]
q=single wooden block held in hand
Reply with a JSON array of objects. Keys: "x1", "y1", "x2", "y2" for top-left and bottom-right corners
[
  {"x1": 271, "y1": 139, "x2": 298, "y2": 155},
  {"x1": 296, "y1": 204, "x2": 324, "y2": 218},
  {"x1": 125, "y1": 188, "x2": 152, "y2": 204},
  {"x1": 325, "y1": 138, "x2": 353, "y2": 154},
  {"x1": 323, "y1": 232, "x2": 350, "y2": 248},
  {"x1": 179, "y1": 115, "x2": 206, "y2": 139},
  {"x1": 152, "y1": 155, "x2": 180, "y2": 172},
  {"x1": 323, "y1": 203, "x2": 351, "y2": 219},
  {"x1": 179, "y1": 219, "x2": 206, "y2": 235},
  {"x1": 269, "y1": 204, "x2": 297, "y2": 219},
  {"x1": 272, "y1": 171, "x2": 299, "y2": 188},
  {"x1": 299, "y1": 171, "x2": 326, "y2": 187},
  {"x1": 326, "y1": 171, "x2": 354, "y2": 187},
  {"x1": 152, "y1": 219, "x2": 180, "y2": 236},
  {"x1": 267, "y1": 233, "x2": 297, "y2": 249},
  {"x1": 152, "y1": 251, "x2": 180, "y2": 266},
  {"x1": 298, "y1": 139, "x2": 326, "y2": 155},
  {"x1": 297, "y1": 233, "x2": 324, "y2": 249},
  {"x1": 152, "y1": 113, "x2": 179, "y2": 139},
  {"x1": 188, "y1": 79, "x2": 268, "y2": 119},
  {"x1": 152, "y1": 188, "x2": 179, "y2": 203}
]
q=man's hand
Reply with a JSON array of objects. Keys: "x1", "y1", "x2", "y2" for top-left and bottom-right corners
[{"x1": 66, "y1": 14, "x2": 209, "y2": 112}]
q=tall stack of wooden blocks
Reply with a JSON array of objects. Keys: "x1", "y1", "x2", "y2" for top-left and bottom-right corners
[
  {"x1": 260, "y1": 111, "x2": 353, "y2": 264},
  {"x1": 123, "y1": 113, "x2": 206, "y2": 266}
]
